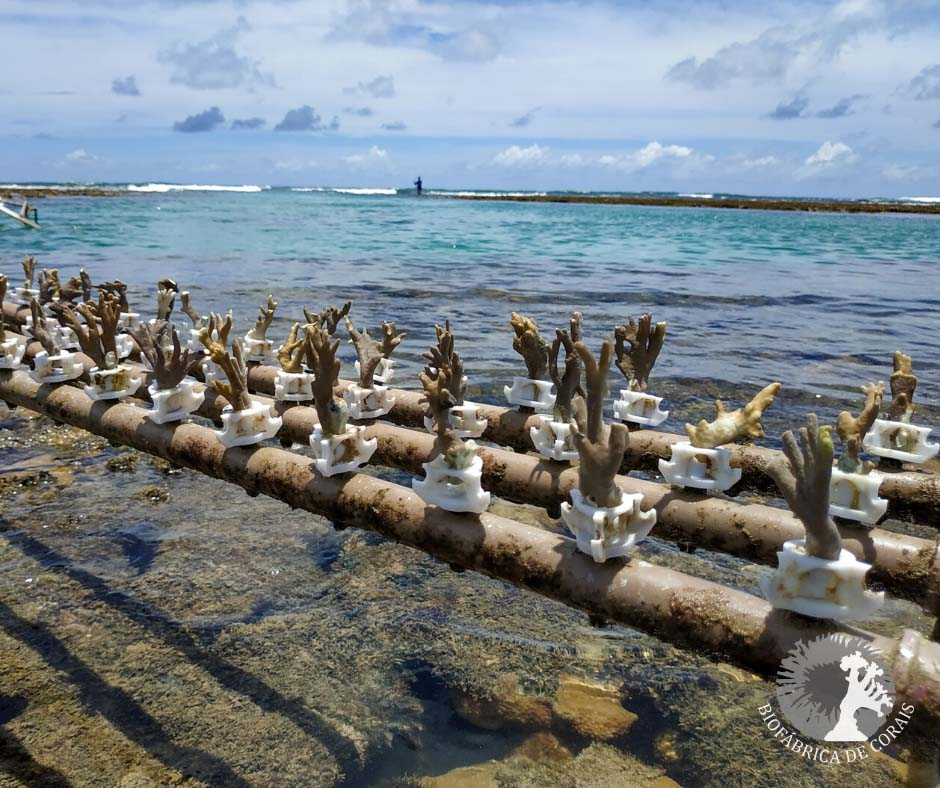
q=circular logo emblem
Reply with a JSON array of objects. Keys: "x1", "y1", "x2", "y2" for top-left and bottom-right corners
[{"x1": 776, "y1": 634, "x2": 895, "y2": 742}]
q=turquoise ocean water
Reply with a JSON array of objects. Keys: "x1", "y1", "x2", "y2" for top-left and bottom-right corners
[{"x1": 2, "y1": 185, "x2": 938, "y2": 422}]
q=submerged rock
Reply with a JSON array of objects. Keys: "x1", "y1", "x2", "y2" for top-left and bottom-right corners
[{"x1": 552, "y1": 677, "x2": 638, "y2": 740}]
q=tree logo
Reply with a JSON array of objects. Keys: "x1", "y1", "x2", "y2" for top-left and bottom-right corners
[{"x1": 776, "y1": 634, "x2": 895, "y2": 741}]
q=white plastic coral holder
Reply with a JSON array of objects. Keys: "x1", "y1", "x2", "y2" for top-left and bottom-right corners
[
  {"x1": 612, "y1": 389, "x2": 669, "y2": 428},
  {"x1": 503, "y1": 377, "x2": 555, "y2": 411},
  {"x1": 561, "y1": 489, "x2": 656, "y2": 562},
  {"x1": 413, "y1": 452, "x2": 491, "y2": 514},
  {"x1": 658, "y1": 441, "x2": 741, "y2": 491},
  {"x1": 310, "y1": 424, "x2": 377, "y2": 476},
  {"x1": 216, "y1": 400, "x2": 282, "y2": 448},
  {"x1": 862, "y1": 419, "x2": 938, "y2": 464},
  {"x1": 760, "y1": 539, "x2": 884, "y2": 621},
  {"x1": 530, "y1": 415, "x2": 578, "y2": 462},
  {"x1": 147, "y1": 380, "x2": 205, "y2": 424}
]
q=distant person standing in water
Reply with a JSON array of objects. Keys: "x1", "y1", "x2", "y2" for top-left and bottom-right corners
[{"x1": 414, "y1": 177, "x2": 423, "y2": 195}]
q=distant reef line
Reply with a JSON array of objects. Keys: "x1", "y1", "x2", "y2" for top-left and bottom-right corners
[
  {"x1": 4, "y1": 186, "x2": 940, "y2": 214},
  {"x1": 438, "y1": 193, "x2": 940, "y2": 215}
]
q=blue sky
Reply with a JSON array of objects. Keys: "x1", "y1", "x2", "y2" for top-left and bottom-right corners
[{"x1": 2, "y1": 0, "x2": 940, "y2": 196}]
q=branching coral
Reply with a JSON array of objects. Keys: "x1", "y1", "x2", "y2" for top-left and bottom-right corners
[
  {"x1": 58, "y1": 270, "x2": 92, "y2": 304},
  {"x1": 423, "y1": 321, "x2": 465, "y2": 406},
  {"x1": 197, "y1": 326, "x2": 252, "y2": 411},
  {"x1": 303, "y1": 301, "x2": 352, "y2": 335},
  {"x1": 59, "y1": 302, "x2": 105, "y2": 369},
  {"x1": 549, "y1": 312, "x2": 585, "y2": 423},
  {"x1": 202, "y1": 312, "x2": 233, "y2": 348},
  {"x1": 38, "y1": 268, "x2": 60, "y2": 304},
  {"x1": 379, "y1": 321, "x2": 406, "y2": 359},
  {"x1": 766, "y1": 414, "x2": 841, "y2": 561},
  {"x1": 888, "y1": 351, "x2": 917, "y2": 423},
  {"x1": 420, "y1": 363, "x2": 475, "y2": 469},
  {"x1": 180, "y1": 292, "x2": 204, "y2": 329},
  {"x1": 21, "y1": 256, "x2": 36, "y2": 290},
  {"x1": 836, "y1": 382, "x2": 884, "y2": 474},
  {"x1": 685, "y1": 382, "x2": 781, "y2": 449},
  {"x1": 510, "y1": 312, "x2": 550, "y2": 380},
  {"x1": 246, "y1": 294, "x2": 278, "y2": 341},
  {"x1": 0, "y1": 275, "x2": 7, "y2": 342},
  {"x1": 134, "y1": 320, "x2": 196, "y2": 390},
  {"x1": 569, "y1": 337, "x2": 628, "y2": 508},
  {"x1": 156, "y1": 279, "x2": 178, "y2": 321},
  {"x1": 305, "y1": 325, "x2": 348, "y2": 435},
  {"x1": 97, "y1": 280, "x2": 130, "y2": 313},
  {"x1": 614, "y1": 312, "x2": 666, "y2": 393},
  {"x1": 346, "y1": 317, "x2": 405, "y2": 388},
  {"x1": 73, "y1": 293, "x2": 122, "y2": 370},
  {"x1": 26, "y1": 299, "x2": 59, "y2": 356},
  {"x1": 277, "y1": 323, "x2": 307, "y2": 373}
]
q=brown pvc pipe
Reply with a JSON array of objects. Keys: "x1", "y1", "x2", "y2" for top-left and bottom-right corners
[
  {"x1": 8, "y1": 330, "x2": 940, "y2": 614},
  {"x1": 1, "y1": 367, "x2": 938, "y2": 738},
  {"x1": 4, "y1": 297, "x2": 938, "y2": 518}
]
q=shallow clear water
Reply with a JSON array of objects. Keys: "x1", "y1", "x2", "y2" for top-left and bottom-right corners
[{"x1": 1, "y1": 190, "x2": 938, "y2": 786}]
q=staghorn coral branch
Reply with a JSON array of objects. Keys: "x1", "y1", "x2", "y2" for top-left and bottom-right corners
[
  {"x1": 95, "y1": 293, "x2": 121, "y2": 368},
  {"x1": 0, "y1": 275, "x2": 6, "y2": 342},
  {"x1": 277, "y1": 323, "x2": 306, "y2": 373},
  {"x1": 303, "y1": 301, "x2": 352, "y2": 335},
  {"x1": 27, "y1": 299, "x2": 59, "y2": 355},
  {"x1": 549, "y1": 312, "x2": 585, "y2": 423},
  {"x1": 38, "y1": 268, "x2": 60, "y2": 304},
  {"x1": 379, "y1": 321, "x2": 406, "y2": 358},
  {"x1": 615, "y1": 313, "x2": 666, "y2": 393},
  {"x1": 509, "y1": 312, "x2": 550, "y2": 380},
  {"x1": 685, "y1": 382, "x2": 781, "y2": 449},
  {"x1": 202, "y1": 311, "x2": 233, "y2": 349},
  {"x1": 59, "y1": 302, "x2": 106, "y2": 368},
  {"x1": 134, "y1": 320, "x2": 195, "y2": 390},
  {"x1": 420, "y1": 363, "x2": 467, "y2": 467},
  {"x1": 345, "y1": 316, "x2": 384, "y2": 388},
  {"x1": 96, "y1": 280, "x2": 130, "y2": 313},
  {"x1": 247, "y1": 294, "x2": 278, "y2": 341},
  {"x1": 305, "y1": 325, "x2": 347, "y2": 435},
  {"x1": 156, "y1": 279, "x2": 178, "y2": 321},
  {"x1": 58, "y1": 275, "x2": 86, "y2": 304},
  {"x1": 21, "y1": 256, "x2": 37, "y2": 290},
  {"x1": 180, "y1": 292, "x2": 203, "y2": 328},
  {"x1": 836, "y1": 382, "x2": 884, "y2": 474},
  {"x1": 766, "y1": 414, "x2": 841, "y2": 561},
  {"x1": 888, "y1": 351, "x2": 917, "y2": 423},
  {"x1": 569, "y1": 337, "x2": 628, "y2": 508},
  {"x1": 423, "y1": 321, "x2": 465, "y2": 405},
  {"x1": 197, "y1": 328, "x2": 252, "y2": 411},
  {"x1": 79, "y1": 270, "x2": 93, "y2": 302}
]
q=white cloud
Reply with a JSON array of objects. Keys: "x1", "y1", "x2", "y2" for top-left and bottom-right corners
[
  {"x1": 741, "y1": 155, "x2": 782, "y2": 169},
  {"x1": 805, "y1": 140, "x2": 858, "y2": 167},
  {"x1": 342, "y1": 145, "x2": 390, "y2": 167},
  {"x1": 64, "y1": 148, "x2": 99, "y2": 164},
  {"x1": 493, "y1": 144, "x2": 549, "y2": 167},
  {"x1": 598, "y1": 142, "x2": 705, "y2": 173}
]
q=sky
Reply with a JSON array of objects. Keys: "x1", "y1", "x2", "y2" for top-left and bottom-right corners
[{"x1": 2, "y1": 0, "x2": 940, "y2": 197}]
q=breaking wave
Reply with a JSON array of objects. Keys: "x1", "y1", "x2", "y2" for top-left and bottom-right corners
[
  {"x1": 291, "y1": 187, "x2": 399, "y2": 195},
  {"x1": 127, "y1": 183, "x2": 267, "y2": 193}
]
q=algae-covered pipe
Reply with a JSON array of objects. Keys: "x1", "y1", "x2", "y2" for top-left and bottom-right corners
[
  {"x1": 8, "y1": 329, "x2": 940, "y2": 615},
  {"x1": 3, "y1": 298, "x2": 938, "y2": 518},
  {"x1": 1, "y1": 367, "x2": 939, "y2": 738}
]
